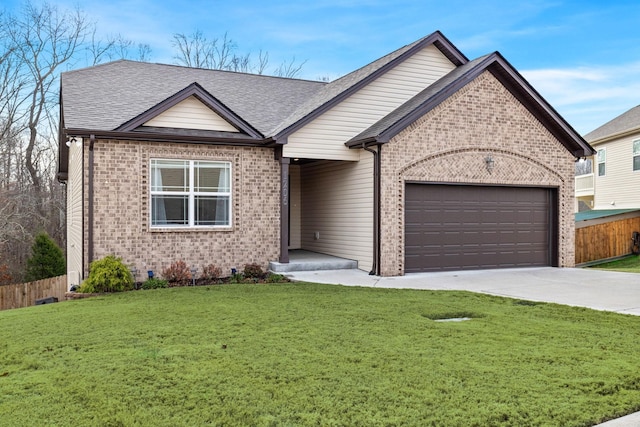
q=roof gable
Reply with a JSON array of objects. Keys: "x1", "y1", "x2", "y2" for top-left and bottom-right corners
[
  {"x1": 117, "y1": 82, "x2": 261, "y2": 138},
  {"x1": 59, "y1": 60, "x2": 325, "y2": 136},
  {"x1": 347, "y1": 52, "x2": 595, "y2": 158},
  {"x1": 270, "y1": 31, "x2": 467, "y2": 140},
  {"x1": 143, "y1": 96, "x2": 239, "y2": 132}
]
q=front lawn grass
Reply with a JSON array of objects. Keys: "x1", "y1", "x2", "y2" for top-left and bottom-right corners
[
  {"x1": 588, "y1": 255, "x2": 640, "y2": 273},
  {"x1": 1, "y1": 283, "x2": 640, "y2": 426}
]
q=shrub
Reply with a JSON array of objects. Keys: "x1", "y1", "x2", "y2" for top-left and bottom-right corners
[
  {"x1": 201, "y1": 264, "x2": 222, "y2": 282},
  {"x1": 141, "y1": 278, "x2": 169, "y2": 290},
  {"x1": 24, "y1": 233, "x2": 66, "y2": 282},
  {"x1": 243, "y1": 263, "x2": 265, "y2": 279},
  {"x1": 79, "y1": 255, "x2": 134, "y2": 293},
  {"x1": 162, "y1": 260, "x2": 191, "y2": 286},
  {"x1": 230, "y1": 273, "x2": 244, "y2": 284},
  {"x1": 266, "y1": 273, "x2": 287, "y2": 283}
]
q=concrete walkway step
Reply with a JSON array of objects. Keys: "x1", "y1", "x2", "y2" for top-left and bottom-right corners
[{"x1": 269, "y1": 250, "x2": 357, "y2": 273}]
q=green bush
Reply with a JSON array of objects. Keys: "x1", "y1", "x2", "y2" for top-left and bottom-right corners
[
  {"x1": 79, "y1": 255, "x2": 134, "y2": 293},
  {"x1": 24, "y1": 233, "x2": 66, "y2": 282},
  {"x1": 141, "y1": 278, "x2": 168, "y2": 290}
]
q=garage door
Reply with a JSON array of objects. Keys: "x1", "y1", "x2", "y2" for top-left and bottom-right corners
[{"x1": 405, "y1": 184, "x2": 556, "y2": 273}]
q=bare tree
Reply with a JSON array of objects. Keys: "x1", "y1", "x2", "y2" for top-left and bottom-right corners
[
  {"x1": 172, "y1": 30, "x2": 217, "y2": 69},
  {"x1": 273, "y1": 56, "x2": 307, "y2": 78},
  {"x1": 4, "y1": 2, "x2": 90, "y2": 192},
  {"x1": 0, "y1": 2, "x2": 92, "y2": 280},
  {"x1": 172, "y1": 30, "x2": 305, "y2": 77},
  {"x1": 87, "y1": 28, "x2": 153, "y2": 65}
]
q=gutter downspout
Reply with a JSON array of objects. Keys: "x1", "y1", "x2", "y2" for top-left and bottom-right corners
[
  {"x1": 88, "y1": 134, "x2": 95, "y2": 269},
  {"x1": 363, "y1": 142, "x2": 381, "y2": 276}
]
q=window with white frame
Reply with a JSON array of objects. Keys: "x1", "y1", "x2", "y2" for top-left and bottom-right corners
[
  {"x1": 150, "y1": 159, "x2": 231, "y2": 227},
  {"x1": 597, "y1": 148, "x2": 606, "y2": 176},
  {"x1": 634, "y1": 139, "x2": 640, "y2": 171}
]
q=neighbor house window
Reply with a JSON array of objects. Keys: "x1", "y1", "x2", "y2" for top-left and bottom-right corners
[
  {"x1": 634, "y1": 140, "x2": 640, "y2": 171},
  {"x1": 150, "y1": 159, "x2": 231, "y2": 227},
  {"x1": 597, "y1": 148, "x2": 606, "y2": 176}
]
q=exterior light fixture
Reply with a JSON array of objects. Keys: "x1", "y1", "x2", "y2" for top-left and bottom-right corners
[
  {"x1": 65, "y1": 137, "x2": 79, "y2": 147},
  {"x1": 190, "y1": 267, "x2": 198, "y2": 286},
  {"x1": 129, "y1": 267, "x2": 139, "y2": 289},
  {"x1": 485, "y1": 155, "x2": 495, "y2": 174}
]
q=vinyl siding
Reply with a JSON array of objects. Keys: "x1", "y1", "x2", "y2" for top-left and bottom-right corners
[
  {"x1": 300, "y1": 153, "x2": 374, "y2": 272},
  {"x1": 66, "y1": 139, "x2": 84, "y2": 288},
  {"x1": 144, "y1": 96, "x2": 239, "y2": 132},
  {"x1": 593, "y1": 132, "x2": 640, "y2": 209},
  {"x1": 283, "y1": 44, "x2": 456, "y2": 160},
  {"x1": 289, "y1": 165, "x2": 302, "y2": 249}
]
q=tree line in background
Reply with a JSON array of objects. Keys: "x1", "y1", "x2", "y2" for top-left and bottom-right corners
[{"x1": 0, "y1": 1, "x2": 306, "y2": 284}]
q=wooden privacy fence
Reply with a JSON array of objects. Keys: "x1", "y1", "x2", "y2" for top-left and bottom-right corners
[
  {"x1": 0, "y1": 275, "x2": 67, "y2": 311},
  {"x1": 575, "y1": 214, "x2": 640, "y2": 265}
]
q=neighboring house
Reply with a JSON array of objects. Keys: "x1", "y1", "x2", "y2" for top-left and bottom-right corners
[
  {"x1": 57, "y1": 31, "x2": 593, "y2": 287},
  {"x1": 576, "y1": 105, "x2": 640, "y2": 211}
]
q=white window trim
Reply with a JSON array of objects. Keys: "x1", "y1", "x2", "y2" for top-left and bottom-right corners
[
  {"x1": 597, "y1": 148, "x2": 606, "y2": 177},
  {"x1": 150, "y1": 159, "x2": 232, "y2": 229},
  {"x1": 633, "y1": 139, "x2": 640, "y2": 172}
]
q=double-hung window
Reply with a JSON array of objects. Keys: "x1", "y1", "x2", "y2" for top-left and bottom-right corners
[
  {"x1": 597, "y1": 148, "x2": 606, "y2": 177},
  {"x1": 634, "y1": 139, "x2": 640, "y2": 172},
  {"x1": 150, "y1": 159, "x2": 231, "y2": 227}
]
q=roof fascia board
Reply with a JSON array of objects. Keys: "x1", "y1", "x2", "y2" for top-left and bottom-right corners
[
  {"x1": 349, "y1": 53, "x2": 595, "y2": 158},
  {"x1": 57, "y1": 89, "x2": 69, "y2": 178},
  {"x1": 486, "y1": 53, "x2": 594, "y2": 157},
  {"x1": 273, "y1": 31, "x2": 468, "y2": 141},
  {"x1": 115, "y1": 82, "x2": 263, "y2": 138},
  {"x1": 346, "y1": 55, "x2": 496, "y2": 148},
  {"x1": 63, "y1": 128, "x2": 270, "y2": 147},
  {"x1": 430, "y1": 31, "x2": 468, "y2": 65}
]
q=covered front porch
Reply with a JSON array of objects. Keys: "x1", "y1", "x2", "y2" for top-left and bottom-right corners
[{"x1": 274, "y1": 153, "x2": 376, "y2": 274}]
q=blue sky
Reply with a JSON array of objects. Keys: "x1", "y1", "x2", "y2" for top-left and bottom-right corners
[{"x1": 5, "y1": 0, "x2": 640, "y2": 134}]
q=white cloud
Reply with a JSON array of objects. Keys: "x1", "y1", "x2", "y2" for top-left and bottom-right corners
[{"x1": 522, "y1": 63, "x2": 640, "y2": 134}]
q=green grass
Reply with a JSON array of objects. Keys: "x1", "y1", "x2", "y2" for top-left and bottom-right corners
[
  {"x1": 589, "y1": 255, "x2": 640, "y2": 273},
  {"x1": 2, "y1": 283, "x2": 640, "y2": 426}
]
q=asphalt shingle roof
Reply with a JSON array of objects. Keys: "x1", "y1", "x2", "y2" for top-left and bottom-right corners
[
  {"x1": 61, "y1": 61, "x2": 326, "y2": 135},
  {"x1": 61, "y1": 33, "x2": 458, "y2": 140},
  {"x1": 584, "y1": 104, "x2": 640, "y2": 143}
]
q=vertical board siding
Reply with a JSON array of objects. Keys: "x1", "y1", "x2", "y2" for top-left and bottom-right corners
[
  {"x1": 144, "y1": 96, "x2": 239, "y2": 132},
  {"x1": 575, "y1": 216, "x2": 640, "y2": 264},
  {"x1": 284, "y1": 45, "x2": 456, "y2": 160},
  {"x1": 0, "y1": 275, "x2": 67, "y2": 310},
  {"x1": 67, "y1": 140, "x2": 84, "y2": 287},
  {"x1": 593, "y1": 133, "x2": 640, "y2": 209},
  {"x1": 300, "y1": 154, "x2": 374, "y2": 272}
]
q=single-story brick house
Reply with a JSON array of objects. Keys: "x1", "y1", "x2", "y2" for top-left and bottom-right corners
[{"x1": 57, "y1": 31, "x2": 594, "y2": 287}]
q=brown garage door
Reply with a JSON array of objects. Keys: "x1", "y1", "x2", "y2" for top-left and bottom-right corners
[{"x1": 405, "y1": 184, "x2": 556, "y2": 273}]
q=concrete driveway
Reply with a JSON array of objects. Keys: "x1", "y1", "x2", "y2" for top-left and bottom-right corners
[
  {"x1": 287, "y1": 267, "x2": 640, "y2": 426},
  {"x1": 286, "y1": 267, "x2": 640, "y2": 316}
]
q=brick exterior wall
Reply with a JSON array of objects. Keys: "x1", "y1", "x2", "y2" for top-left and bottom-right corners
[
  {"x1": 84, "y1": 141, "x2": 280, "y2": 279},
  {"x1": 379, "y1": 71, "x2": 576, "y2": 276}
]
